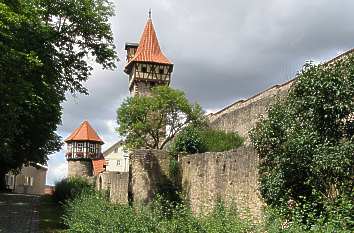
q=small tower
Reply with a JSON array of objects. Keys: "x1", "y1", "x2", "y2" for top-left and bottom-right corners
[
  {"x1": 124, "y1": 13, "x2": 173, "y2": 96},
  {"x1": 64, "y1": 121, "x2": 104, "y2": 177}
]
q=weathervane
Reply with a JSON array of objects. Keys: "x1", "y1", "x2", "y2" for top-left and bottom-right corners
[{"x1": 148, "y1": 8, "x2": 152, "y2": 19}]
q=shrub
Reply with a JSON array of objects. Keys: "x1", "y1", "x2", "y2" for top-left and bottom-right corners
[
  {"x1": 53, "y1": 177, "x2": 94, "y2": 204},
  {"x1": 170, "y1": 125, "x2": 244, "y2": 155},
  {"x1": 251, "y1": 56, "x2": 354, "y2": 231},
  {"x1": 63, "y1": 191, "x2": 259, "y2": 233}
]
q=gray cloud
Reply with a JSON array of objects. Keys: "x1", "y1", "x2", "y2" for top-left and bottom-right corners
[{"x1": 48, "y1": 0, "x2": 354, "y2": 184}]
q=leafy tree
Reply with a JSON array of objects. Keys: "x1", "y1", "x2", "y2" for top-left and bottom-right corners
[
  {"x1": 117, "y1": 86, "x2": 206, "y2": 150},
  {"x1": 250, "y1": 54, "x2": 354, "y2": 227},
  {"x1": 0, "y1": 0, "x2": 117, "y2": 189}
]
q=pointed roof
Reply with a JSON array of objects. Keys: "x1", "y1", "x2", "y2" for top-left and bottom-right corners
[
  {"x1": 125, "y1": 18, "x2": 172, "y2": 71},
  {"x1": 65, "y1": 120, "x2": 104, "y2": 144}
]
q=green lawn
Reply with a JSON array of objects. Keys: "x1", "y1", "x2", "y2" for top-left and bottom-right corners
[{"x1": 39, "y1": 195, "x2": 66, "y2": 233}]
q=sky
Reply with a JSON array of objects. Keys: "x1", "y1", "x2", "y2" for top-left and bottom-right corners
[{"x1": 47, "y1": 0, "x2": 354, "y2": 185}]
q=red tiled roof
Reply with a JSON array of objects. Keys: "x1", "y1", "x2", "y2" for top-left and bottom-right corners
[
  {"x1": 65, "y1": 121, "x2": 104, "y2": 143},
  {"x1": 126, "y1": 18, "x2": 172, "y2": 69},
  {"x1": 92, "y1": 158, "x2": 107, "y2": 175}
]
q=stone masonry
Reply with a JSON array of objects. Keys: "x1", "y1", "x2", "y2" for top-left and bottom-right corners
[
  {"x1": 181, "y1": 146, "x2": 262, "y2": 219},
  {"x1": 96, "y1": 171, "x2": 129, "y2": 204},
  {"x1": 129, "y1": 149, "x2": 171, "y2": 204},
  {"x1": 68, "y1": 160, "x2": 93, "y2": 177}
]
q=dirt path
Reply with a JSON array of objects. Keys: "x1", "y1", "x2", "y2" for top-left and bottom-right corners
[{"x1": 0, "y1": 193, "x2": 39, "y2": 233}]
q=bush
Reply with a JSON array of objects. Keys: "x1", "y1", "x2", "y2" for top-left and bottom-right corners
[
  {"x1": 63, "y1": 191, "x2": 258, "y2": 233},
  {"x1": 170, "y1": 125, "x2": 244, "y2": 155},
  {"x1": 53, "y1": 177, "x2": 94, "y2": 204}
]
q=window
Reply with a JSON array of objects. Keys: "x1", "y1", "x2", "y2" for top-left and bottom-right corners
[
  {"x1": 24, "y1": 176, "x2": 33, "y2": 186},
  {"x1": 117, "y1": 160, "x2": 121, "y2": 166},
  {"x1": 114, "y1": 148, "x2": 118, "y2": 153},
  {"x1": 67, "y1": 143, "x2": 72, "y2": 152},
  {"x1": 77, "y1": 143, "x2": 83, "y2": 152},
  {"x1": 159, "y1": 68, "x2": 164, "y2": 74},
  {"x1": 142, "y1": 66, "x2": 147, "y2": 73},
  {"x1": 89, "y1": 143, "x2": 95, "y2": 153}
]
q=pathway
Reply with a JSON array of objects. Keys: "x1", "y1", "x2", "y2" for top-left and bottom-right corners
[{"x1": 0, "y1": 193, "x2": 39, "y2": 233}]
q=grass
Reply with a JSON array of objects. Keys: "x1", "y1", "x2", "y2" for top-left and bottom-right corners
[{"x1": 39, "y1": 195, "x2": 66, "y2": 233}]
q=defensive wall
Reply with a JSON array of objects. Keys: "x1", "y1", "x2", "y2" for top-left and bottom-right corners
[
  {"x1": 97, "y1": 171, "x2": 129, "y2": 204},
  {"x1": 180, "y1": 146, "x2": 262, "y2": 218},
  {"x1": 208, "y1": 80, "x2": 293, "y2": 142}
]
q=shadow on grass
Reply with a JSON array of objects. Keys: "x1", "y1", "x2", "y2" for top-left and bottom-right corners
[{"x1": 39, "y1": 195, "x2": 66, "y2": 233}]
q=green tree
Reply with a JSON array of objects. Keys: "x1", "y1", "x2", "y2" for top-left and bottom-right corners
[
  {"x1": 250, "y1": 55, "x2": 354, "y2": 227},
  {"x1": 0, "y1": 0, "x2": 117, "y2": 189},
  {"x1": 117, "y1": 86, "x2": 206, "y2": 150}
]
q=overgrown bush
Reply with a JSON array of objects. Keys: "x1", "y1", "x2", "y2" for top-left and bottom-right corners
[
  {"x1": 250, "y1": 55, "x2": 354, "y2": 230},
  {"x1": 53, "y1": 177, "x2": 94, "y2": 204},
  {"x1": 170, "y1": 125, "x2": 244, "y2": 156},
  {"x1": 63, "y1": 191, "x2": 258, "y2": 233}
]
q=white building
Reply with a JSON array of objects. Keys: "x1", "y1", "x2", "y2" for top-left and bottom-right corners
[{"x1": 103, "y1": 141, "x2": 129, "y2": 172}]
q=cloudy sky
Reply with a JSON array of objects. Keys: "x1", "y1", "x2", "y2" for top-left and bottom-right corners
[{"x1": 47, "y1": 0, "x2": 354, "y2": 184}]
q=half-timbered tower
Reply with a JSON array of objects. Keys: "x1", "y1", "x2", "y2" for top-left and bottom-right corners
[
  {"x1": 64, "y1": 120, "x2": 104, "y2": 177},
  {"x1": 124, "y1": 14, "x2": 173, "y2": 96}
]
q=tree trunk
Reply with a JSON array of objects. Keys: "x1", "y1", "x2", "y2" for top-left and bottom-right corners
[{"x1": 0, "y1": 169, "x2": 7, "y2": 191}]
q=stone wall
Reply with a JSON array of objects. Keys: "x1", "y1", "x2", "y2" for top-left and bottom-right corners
[
  {"x1": 180, "y1": 146, "x2": 262, "y2": 219},
  {"x1": 96, "y1": 171, "x2": 129, "y2": 204},
  {"x1": 129, "y1": 149, "x2": 171, "y2": 204},
  {"x1": 68, "y1": 160, "x2": 93, "y2": 177},
  {"x1": 208, "y1": 80, "x2": 293, "y2": 142}
]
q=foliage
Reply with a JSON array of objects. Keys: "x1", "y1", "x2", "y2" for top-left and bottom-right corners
[
  {"x1": 170, "y1": 125, "x2": 244, "y2": 155},
  {"x1": 117, "y1": 86, "x2": 206, "y2": 150},
  {"x1": 0, "y1": 0, "x2": 117, "y2": 188},
  {"x1": 53, "y1": 177, "x2": 94, "y2": 204},
  {"x1": 250, "y1": 54, "x2": 354, "y2": 228},
  {"x1": 63, "y1": 191, "x2": 258, "y2": 233}
]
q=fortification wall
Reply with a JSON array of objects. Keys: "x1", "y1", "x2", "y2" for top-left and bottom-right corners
[
  {"x1": 180, "y1": 146, "x2": 262, "y2": 219},
  {"x1": 96, "y1": 171, "x2": 129, "y2": 204},
  {"x1": 129, "y1": 149, "x2": 171, "y2": 204},
  {"x1": 208, "y1": 80, "x2": 293, "y2": 142}
]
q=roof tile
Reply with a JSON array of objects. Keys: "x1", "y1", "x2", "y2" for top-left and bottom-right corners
[
  {"x1": 126, "y1": 18, "x2": 172, "y2": 68},
  {"x1": 65, "y1": 120, "x2": 103, "y2": 143}
]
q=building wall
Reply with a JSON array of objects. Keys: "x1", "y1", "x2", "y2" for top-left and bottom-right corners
[
  {"x1": 104, "y1": 144, "x2": 129, "y2": 172},
  {"x1": 67, "y1": 160, "x2": 93, "y2": 177},
  {"x1": 6, "y1": 165, "x2": 47, "y2": 195},
  {"x1": 96, "y1": 171, "x2": 129, "y2": 204},
  {"x1": 129, "y1": 149, "x2": 171, "y2": 204},
  {"x1": 180, "y1": 146, "x2": 262, "y2": 219}
]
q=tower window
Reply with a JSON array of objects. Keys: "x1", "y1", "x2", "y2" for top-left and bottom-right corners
[
  {"x1": 77, "y1": 143, "x2": 83, "y2": 152},
  {"x1": 142, "y1": 66, "x2": 147, "y2": 73}
]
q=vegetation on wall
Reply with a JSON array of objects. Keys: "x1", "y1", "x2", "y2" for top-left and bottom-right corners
[
  {"x1": 117, "y1": 86, "x2": 206, "y2": 150},
  {"x1": 250, "y1": 54, "x2": 354, "y2": 231},
  {"x1": 170, "y1": 125, "x2": 244, "y2": 156},
  {"x1": 0, "y1": 0, "x2": 117, "y2": 189}
]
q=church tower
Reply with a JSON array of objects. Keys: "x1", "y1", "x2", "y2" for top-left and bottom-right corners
[
  {"x1": 124, "y1": 12, "x2": 173, "y2": 96},
  {"x1": 64, "y1": 120, "x2": 104, "y2": 177}
]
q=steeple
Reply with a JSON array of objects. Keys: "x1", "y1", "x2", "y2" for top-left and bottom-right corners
[{"x1": 124, "y1": 15, "x2": 173, "y2": 96}]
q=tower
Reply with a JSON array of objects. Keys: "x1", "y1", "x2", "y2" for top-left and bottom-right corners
[
  {"x1": 124, "y1": 13, "x2": 174, "y2": 96},
  {"x1": 64, "y1": 120, "x2": 104, "y2": 177}
]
